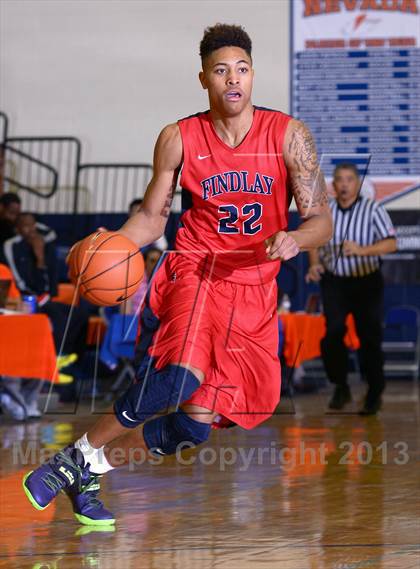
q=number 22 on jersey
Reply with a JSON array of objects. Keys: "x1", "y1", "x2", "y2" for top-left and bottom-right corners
[{"x1": 218, "y1": 203, "x2": 263, "y2": 235}]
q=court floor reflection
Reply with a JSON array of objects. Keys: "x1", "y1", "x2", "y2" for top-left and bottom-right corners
[{"x1": 0, "y1": 381, "x2": 419, "y2": 569}]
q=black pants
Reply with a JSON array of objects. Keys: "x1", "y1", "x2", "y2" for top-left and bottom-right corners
[
  {"x1": 320, "y1": 270, "x2": 385, "y2": 397},
  {"x1": 40, "y1": 301, "x2": 89, "y2": 356}
]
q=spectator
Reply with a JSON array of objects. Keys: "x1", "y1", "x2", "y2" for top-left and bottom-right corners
[
  {"x1": 3, "y1": 212, "x2": 58, "y2": 296},
  {"x1": 2, "y1": 213, "x2": 89, "y2": 358},
  {"x1": 99, "y1": 247, "x2": 163, "y2": 372},
  {"x1": 126, "y1": 246, "x2": 162, "y2": 314},
  {"x1": 0, "y1": 192, "x2": 21, "y2": 247}
]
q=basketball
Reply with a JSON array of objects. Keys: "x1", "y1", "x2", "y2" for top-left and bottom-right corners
[{"x1": 67, "y1": 231, "x2": 144, "y2": 306}]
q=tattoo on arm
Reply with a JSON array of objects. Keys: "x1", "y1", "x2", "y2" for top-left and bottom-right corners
[
  {"x1": 287, "y1": 122, "x2": 328, "y2": 216},
  {"x1": 159, "y1": 169, "x2": 179, "y2": 218}
]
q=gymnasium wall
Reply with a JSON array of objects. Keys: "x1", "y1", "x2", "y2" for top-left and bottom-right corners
[
  {"x1": 2, "y1": 1, "x2": 418, "y2": 209},
  {"x1": 0, "y1": 0, "x2": 289, "y2": 163}
]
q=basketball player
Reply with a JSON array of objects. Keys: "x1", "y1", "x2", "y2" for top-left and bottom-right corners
[{"x1": 23, "y1": 24, "x2": 332, "y2": 525}]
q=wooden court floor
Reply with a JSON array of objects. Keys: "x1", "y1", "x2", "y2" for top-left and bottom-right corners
[{"x1": 0, "y1": 381, "x2": 419, "y2": 569}]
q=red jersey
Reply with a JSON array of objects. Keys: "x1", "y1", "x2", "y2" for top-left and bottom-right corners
[{"x1": 176, "y1": 106, "x2": 291, "y2": 284}]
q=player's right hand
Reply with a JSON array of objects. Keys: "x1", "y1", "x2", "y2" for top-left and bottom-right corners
[
  {"x1": 265, "y1": 231, "x2": 300, "y2": 261},
  {"x1": 305, "y1": 264, "x2": 324, "y2": 283}
]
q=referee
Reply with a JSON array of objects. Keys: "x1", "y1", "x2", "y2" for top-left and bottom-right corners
[{"x1": 306, "y1": 163, "x2": 397, "y2": 415}]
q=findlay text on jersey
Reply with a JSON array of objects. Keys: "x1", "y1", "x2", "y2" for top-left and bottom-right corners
[{"x1": 200, "y1": 171, "x2": 274, "y2": 201}]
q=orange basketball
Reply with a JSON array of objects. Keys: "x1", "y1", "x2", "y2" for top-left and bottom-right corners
[{"x1": 67, "y1": 231, "x2": 144, "y2": 306}]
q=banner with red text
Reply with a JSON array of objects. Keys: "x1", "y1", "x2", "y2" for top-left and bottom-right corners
[{"x1": 291, "y1": 0, "x2": 420, "y2": 206}]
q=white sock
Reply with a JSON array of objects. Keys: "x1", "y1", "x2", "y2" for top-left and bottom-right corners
[
  {"x1": 90, "y1": 447, "x2": 115, "y2": 474},
  {"x1": 74, "y1": 433, "x2": 114, "y2": 474},
  {"x1": 75, "y1": 433, "x2": 98, "y2": 464}
]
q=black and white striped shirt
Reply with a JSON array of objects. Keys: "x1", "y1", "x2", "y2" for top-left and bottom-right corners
[{"x1": 319, "y1": 196, "x2": 396, "y2": 277}]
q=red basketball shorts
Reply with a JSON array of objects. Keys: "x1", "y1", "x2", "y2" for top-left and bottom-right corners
[{"x1": 147, "y1": 252, "x2": 281, "y2": 429}]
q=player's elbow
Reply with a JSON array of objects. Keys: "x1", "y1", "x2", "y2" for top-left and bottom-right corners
[
  {"x1": 146, "y1": 216, "x2": 166, "y2": 242},
  {"x1": 138, "y1": 208, "x2": 167, "y2": 239},
  {"x1": 316, "y1": 211, "x2": 333, "y2": 246},
  {"x1": 324, "y1": 216, "x2": 333, "y2": 244}
]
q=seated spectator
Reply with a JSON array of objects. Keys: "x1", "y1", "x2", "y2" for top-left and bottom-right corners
[
  {"x1": 2, "y1": 213, "x2": 89, "y2": 359},
  {"x1": 3, "y1": 212, "x2": 57, "y2": 295},
  {"x1": 125, "y1": 246, "x2": 162, "y2": 315},
  {"x1": 0, "y1": 192, "x2": 21, "y2": 248},
  {"x1": 99, "y1": 248, "x2": 163, "y2": 371}
]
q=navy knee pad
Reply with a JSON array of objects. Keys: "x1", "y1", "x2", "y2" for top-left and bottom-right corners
[
  {"x1": 114, "y1": 364, "x2": 200, "y2": 428},
  {"x1": 143, "y1": 410, "x2": 211, "y2": 455}
]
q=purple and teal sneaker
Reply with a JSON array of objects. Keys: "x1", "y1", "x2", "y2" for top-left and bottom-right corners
[
  {"x1": 23, "y1": 445, "x2": 86, "y2": 510},
  {"x1": 66, "y1": 474, "x2": 115, "y2": 526},
  {"x1": 22, "y1": 445, "x2": 115, "y2": 526}
]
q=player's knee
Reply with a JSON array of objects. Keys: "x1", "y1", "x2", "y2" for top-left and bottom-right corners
[
  {"x1": 143, "y1": 410, "x2": 211, "y2": 455},
  {"x1": 178, "y1": 362, "x2": 205, "y2": 383},
  {"x1": 113, "y1": 364, "x2": 201, "y2": 428}
]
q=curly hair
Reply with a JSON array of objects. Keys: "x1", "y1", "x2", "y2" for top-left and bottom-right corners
[{"x1": 199, "y1": 23, "x2": 252, "y2": 62}]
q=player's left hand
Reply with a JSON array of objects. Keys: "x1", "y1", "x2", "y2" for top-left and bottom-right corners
[
  {"x1": 265, "y1": 231, "x2": 300, "y2": 261},
  {"x1": 343, "y1": 240, "x2": 363, "y2": 256}
]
